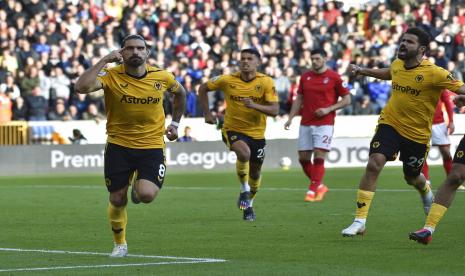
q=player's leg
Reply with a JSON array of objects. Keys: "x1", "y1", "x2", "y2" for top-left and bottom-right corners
[
  {"x1": 297, "y1": 125, "x2": 314, "y2": 200},
  {"x1": 223, "y1": 130, "x2": 252, "y2": 210},
  {"x1": 421, "y1": 160, "x2": 430, "y2": 181},
  {"x1": 400, "y1": 139, "x2": 433, "y2": 215},
  {"x1": 310, "y1": 125, "x2": 333, "y2": 201},
  {"x1": 131, "y1": 148, "x2": 165, "y2": 204},
  {"x1": 439, "y1": 145, "x2": 453, "y2": 175},
  {"x1": 410, "y1": 136, "x2": 465, "y2": 244},
  {"x1": 104, "y1": 143, "x2": 132, "y2": 257},
  {"x1": 342, "y1": 124, "x2": 396, "y2": 237},
  {"x1": 245, "y1": 138, "x2": 266, "y2": 221}
]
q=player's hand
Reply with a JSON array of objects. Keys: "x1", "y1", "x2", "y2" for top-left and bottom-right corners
[
  {"x1": 242, "y1": 98, "x2": 255, "y2": 108},
  {"x1": 453, "y1": 95, "x2": 465, "y2": 107},
  {"x1": 165, "y1": 125, "x2": 178, "y2": 141},
  {"x1": 448, "y1": 121, "x2": 455, "y2": 135},
  {"x1": 348, "y1": 64, "x2": 362, "y2": 76},
  {"x1": 102, "y1": 49, "x2": 124, "y2": 64},
  {"x1": 284, "y1": 119, "x2": 292, "y2": 130},
  {"x1": 204, "y1": 112, "x2": 217, "y2": 125},
  {"x1": 315, "y1": 107, "x2": 330, "y2": 117}
]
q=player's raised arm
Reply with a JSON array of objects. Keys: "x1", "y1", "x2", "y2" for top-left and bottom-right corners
[
  {"x1": 349, "y1": 64, "x2": 391, "y2": 80},
  {"x1": 75, "y1": 49, "x2": 124, "y2": 94},
  {"x1": 198, "y1": 82, "x2": 217, "y2": 124}
]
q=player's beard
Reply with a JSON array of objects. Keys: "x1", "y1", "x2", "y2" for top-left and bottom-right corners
[
  {"x1": 397, "y1": 46, "x2": 419, "y2": 60},
  {"x1": 127, "y1": 56, "x2": 145, "y2": 67}
]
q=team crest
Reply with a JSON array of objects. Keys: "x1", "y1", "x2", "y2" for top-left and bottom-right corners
[
  {"x1": 105, "y1": 178, "x2": 111, "y2": 187},
  {"x1": 323, "y1": 77, "x2": 329, "y2": 84},
  {"x1": 231, "y1": 135, "x2": 237, "y2": 141},
  {"x1": 457, "y1": 151, "x2": 464, "y2": 158},
  {"x1": 447, "y1": 73, "x2": 457, "y2": 82},
  {"x1": 154, "y1": 81, "x2": 162, "y2": 90},
  {"x1": 415, "y1": 75, "x2": 424, "y2": 83},
  {"x1": 372, "y1": 141, "x2": 380, "y2": 148},
  {"x1": 255, "y1": 85, "x2": 262, "y2": 92}
]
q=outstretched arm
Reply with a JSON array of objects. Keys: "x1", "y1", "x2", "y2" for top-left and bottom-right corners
[
  {"x1": 348, "y1": 64, "x2": 391, "y2": 80},
  {"x1": 75, "y1": 49, "x2": 123, "y2": 94}
]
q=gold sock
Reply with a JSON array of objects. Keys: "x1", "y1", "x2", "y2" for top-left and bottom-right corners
[
  {"x1": 108, "y1": 203, "x2": 127, "y2": 245},
  {"x1": 355, "y1": 189, "x2": 375, "y2": 219},
  {"x1": 236, "y1": 160, "x2": 249, "y2": 185},
  {"x1": 249, "y1": 176, "x2": 262, "y2": 200},
  {"x1": 424, "y1": 203, "x2": 448, "y2": 230}
]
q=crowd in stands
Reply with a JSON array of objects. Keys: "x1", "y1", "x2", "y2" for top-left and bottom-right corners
[{"x1": 1, "y1": 0, "x2": 465, "y2": 123}]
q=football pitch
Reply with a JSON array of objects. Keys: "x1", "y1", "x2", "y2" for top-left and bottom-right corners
[{"x1": 0, "y1": 167, "x2": 464, "y2": 275}]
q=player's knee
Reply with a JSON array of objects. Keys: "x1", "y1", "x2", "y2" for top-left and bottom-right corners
[
  {"x1": 109, "y1": 194, "x2": 127, "y2": 207},
  {"x1": 138, "y1": 190, "x2": 157, "y2": 203},
  {"x1": 403, "y1": 175, "x2": 418, "y2": 186},
  {"x1": 366, "y1": 160, "x2": 383, "y2": 174},
  {"x1": 446, "y1": 170, "x2": 465, "y2": 187}
]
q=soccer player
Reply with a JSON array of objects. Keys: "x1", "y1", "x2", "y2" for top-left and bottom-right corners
[
  {"x1": 409, "y1": 94, "x2": 465, "y2": 244},
  {"x1": 284, "y1": 49, "x2": 350, "y2": 202},
  {"x1": 198, "y1": 48, "x2": 279, "y2": 221},
  {"x1": 74, "y1": 34, "x2": 186, "y2": 257},
  {"x1": 421, "y1": 90, "x2": 460, "y2": 187},
  {"x1": 341, "y1": 27, "x2": 465, "y2": 237}
]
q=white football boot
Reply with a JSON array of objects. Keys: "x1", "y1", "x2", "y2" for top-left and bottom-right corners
[
  {"x1": 341, "y1": 220, "x2": 366, "y2": 237},
  {"x1": 110, "y1": 243, "x2": 128, "y2": 257}
]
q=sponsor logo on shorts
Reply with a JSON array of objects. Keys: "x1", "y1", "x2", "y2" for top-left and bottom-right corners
[
  {"x1": 372, "y1": 141, "x2": 380, "y2": 148},
  {"x1": 457, "y1": 151, "x2": 464, "y2": 158}
]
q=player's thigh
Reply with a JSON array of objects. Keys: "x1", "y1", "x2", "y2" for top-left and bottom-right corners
[
  {"x1": 104, "y1": 143, "x2": 136, "y2": 193},
  {"x1": 312, "y1": 125, "x2": 334, "y2": 151},
  {"x1": 431, "y1": 123, "x2": 450, "y2": 146},
  {"x1": 399, "y1": 137, "x2": 429, "y2": 178},
  {"x1": 369, "y1": 124, "x2": 401, "y2": 161},
  {"x1": 222, "y1": 130, "x2": 252, "y2": 159},
  {"x1": 298, "y1": 125, "x2": 314, "y2": 151},
  {"x1": 135, "y1": 148, "x2": 166, "y2": 189}
]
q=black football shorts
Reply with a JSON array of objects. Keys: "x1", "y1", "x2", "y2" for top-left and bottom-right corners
[
  {"x1": 370, "y1": 124, "x2": 429, "y2": 177},
  {"x1": 453, "y1": 135, "x2": 465, "y2": 165},
  {"x1": 104, "y1": 143, "x2": 166, "y2": 192},
  {"x1": 221, "y1": 130, "x2": 266, "y2": 163}
]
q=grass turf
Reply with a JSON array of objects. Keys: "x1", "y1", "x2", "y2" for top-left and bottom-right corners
[{"x1": 0, "y1": 166, "x2": 464, "y2": 275}]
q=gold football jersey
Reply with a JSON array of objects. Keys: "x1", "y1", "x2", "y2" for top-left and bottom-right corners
[
  {"x1": 97, "y1": 64, "x2": 179, "y2": 148},
  {"x1": 379, "y1": 59, "x2": 464, "y2": 144},
  {"x1": 207, "y1": 72, "x2": 278, "y2": 139}
]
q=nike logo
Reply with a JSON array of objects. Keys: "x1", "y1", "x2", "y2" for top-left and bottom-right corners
[
  {"x1": 229, "y1": 85, "x2": 236, "y2": 88},
  {"x1": 112, "y1": 227, "x2": 123, "y2": 234},
  {"x1": 357, "y1": 202, "x2": 366, "y2": 208}
]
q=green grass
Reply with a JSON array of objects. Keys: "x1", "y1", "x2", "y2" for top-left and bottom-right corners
[{"x1": 0, "y1": 166, "x2": 464, "y2": 275}]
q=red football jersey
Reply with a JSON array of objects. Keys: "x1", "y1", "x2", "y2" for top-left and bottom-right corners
[
  {"x1": 297, "y1": 69, "x2": 349, "y2": 125},
  {"x1": 432, "y1": 90, "x2": 454, "y2": 124}
]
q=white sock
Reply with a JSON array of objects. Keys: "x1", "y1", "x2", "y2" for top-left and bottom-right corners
[
  {"x1": 241, "y1": 183, "x2": 250, "y2": 192},
  {"x1": 424, "y1": 226, "x2": 435, "y2": 234}
]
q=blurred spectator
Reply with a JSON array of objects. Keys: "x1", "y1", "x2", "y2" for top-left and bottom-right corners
[
  {"x1": 354, "y1": 95, "x2": 375, "y2": 115},
  {"x1": 82, "y1": 102, "x2": 105, "y2": 123},
  {"x1": 0, "y1": 88, "x2": 12, "y2": 122},
  {"x1": 177, "y1": 126, "x2": 196, "y2": 142},
  {"x1": 11, "y1": 96, "x2": 27, "y2": 120},
  {"x1": 367, "y1": 79, "x2": 391, "y2": 114},
  {"x1": 25, "y1": 86, "x2": 47, "y2": 121},
  {"x1": 0, "y1": 73, "x2": 20, "y2": 99},
  {"x1": 47, "y1": 97, "x2": 71, "y2": 121},
  {"x1": 18, "y1": 66, "x2": 40, "y2": 96}
]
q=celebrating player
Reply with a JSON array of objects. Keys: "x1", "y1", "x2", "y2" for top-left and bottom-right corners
[
  {"x1": 341, "y1": 27, "x2": 465, "y2": 237},
  {"x1": 75, "y1": 34, "x2": 186, "y2": 257},
  {"x1": 198, "y1": 48, "x2": 279, "y2": 221}
]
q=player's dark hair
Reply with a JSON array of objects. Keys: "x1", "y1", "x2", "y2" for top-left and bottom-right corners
[
  {"x1": 310, "y1": 49, "x2": 327, "y2": 57},
  {"x1": 241, "y1": 48, "x2": 261, "y2": 59},
  {"x1": 405, "y1": 27, "x2": 431, "y2": 48},
  {"x1": 121, "y1": 34, "x2": 149, "y2": 48}
]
